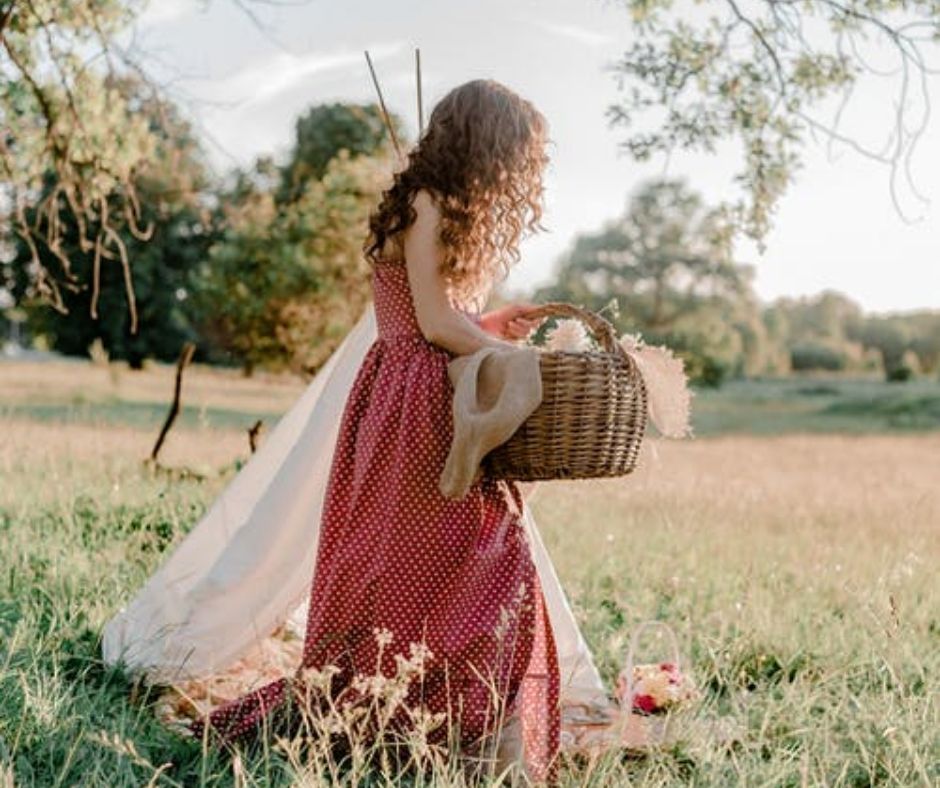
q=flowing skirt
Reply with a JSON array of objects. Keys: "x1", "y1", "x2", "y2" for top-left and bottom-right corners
[{"x1": 191, "y1": 333, "x2": 560, "y2": 780}]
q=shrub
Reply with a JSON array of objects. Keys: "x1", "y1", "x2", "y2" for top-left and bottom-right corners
[{"x1": 789, "y1": 342, "x2": 847, "y2": 372}]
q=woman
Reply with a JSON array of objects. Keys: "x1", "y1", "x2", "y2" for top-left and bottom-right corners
[{"x1": 191, "y1": 79, "x2": 562, "y2": 781}]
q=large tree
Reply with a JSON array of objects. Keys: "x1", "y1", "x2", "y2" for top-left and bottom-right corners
[
  {"x1": 535, "y1": 179, "x2": 765, "y2": 385},
  {"x1": 0, "y1": 0, "x2": 316, "y2": 329},
  {"x1": 190, "y1": 103, "x2": 401, "y2": 376},
  {"x1": 5, "y1": 78, "x2": 217, "y2": 367}
]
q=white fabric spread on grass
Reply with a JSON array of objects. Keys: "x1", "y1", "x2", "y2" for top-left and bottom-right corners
[{"x1": 101, "y1": 303, "x2": 607, "y2": 706}]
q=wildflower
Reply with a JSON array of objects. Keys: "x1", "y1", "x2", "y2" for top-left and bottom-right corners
[
  {"x1": 408, "y1": 642, "x2": 433, "y2": 665},
  {"x1": 633, "y1": 693, "x2": 657, "y2": 714},
  {"x1": 545, "y1": 318, "x2": 593, "y2": 352},
  {"x1": 298, "y1": 664, "x2": 340, "y2": 691},
  {"x1": 372, "y1": 627, "x2": 394, "y2": 648}
]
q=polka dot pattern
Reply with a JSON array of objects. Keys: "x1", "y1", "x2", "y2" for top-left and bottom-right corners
[{"x1": 191, "y1": 260, "x2": 560, "y2": 781}]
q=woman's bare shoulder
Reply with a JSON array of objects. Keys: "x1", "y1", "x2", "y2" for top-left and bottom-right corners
[
  {"x1": 411, "y1": 187, "x2": 442, "y2": 218},
  {"x1": 376, "y1": 191, "x2": 437, "y2": 262},
  {"x1": 402, "y1": 189, "x2": 442, "y2": 249}
]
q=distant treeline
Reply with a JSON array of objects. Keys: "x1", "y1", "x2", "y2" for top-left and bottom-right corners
[{"x1": 763, "y1": 295, "x2": 939, "y2": 382}]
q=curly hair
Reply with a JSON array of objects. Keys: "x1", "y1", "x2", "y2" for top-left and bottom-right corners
[{"x1": 364, "y1": 79, "x2": 550, "y2": 310}]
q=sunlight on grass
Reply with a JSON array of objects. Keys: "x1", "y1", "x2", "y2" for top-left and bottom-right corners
[{"x1": 1, "y1": 361, "x2": 938, "y2": 785}]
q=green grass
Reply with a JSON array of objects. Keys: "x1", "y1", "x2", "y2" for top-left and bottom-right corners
[
  {"x1": 0, "y1": 400, "x2": 285, "y2": 432},
  {"x1": 691, "y1": 377, "x2": 940, "y2": 435},
  {"x1": 1, "y1": 362, "x2": 939, "y2": 785},
  {"x1": 4, "y1": 358, "x2": 939, "y2": 438}
]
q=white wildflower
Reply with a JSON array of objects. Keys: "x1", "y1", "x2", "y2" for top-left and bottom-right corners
[
  {"x1": 618, "y1": 332, "x2": 645, "y2": 354},
  {"x1": 408, "y1": 642, "x2": 433, "y2": 664},
  {"x1": 545, "y1": 318, "x2": 592, "y2": 352},
  {"x1": 372, "y1": 627, "x2": 393, "y2": 648}
]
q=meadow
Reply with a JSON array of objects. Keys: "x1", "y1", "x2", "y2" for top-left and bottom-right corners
[{"x1": 1, "y1": 359, "x2": 938, "y2": 786}]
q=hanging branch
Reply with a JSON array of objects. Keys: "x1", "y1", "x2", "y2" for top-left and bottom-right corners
[
  {"x1": 608, "y1": 0, "x2": 940, "y2": 245},
  {"x1": 3, "y1": 0, "x2": 295, "y2": 333},
  {"x1": 2, "y1": 1, "x2": 153, "y2": 333}
]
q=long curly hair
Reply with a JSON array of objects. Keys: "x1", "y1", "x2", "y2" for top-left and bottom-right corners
[{"x1": 364, "y1": 79, "x2": 550, "y2": 310}]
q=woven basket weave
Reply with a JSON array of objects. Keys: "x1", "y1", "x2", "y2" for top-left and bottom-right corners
[{"x1": 483, "y1": 302, "x2": 648, "y2": 482}]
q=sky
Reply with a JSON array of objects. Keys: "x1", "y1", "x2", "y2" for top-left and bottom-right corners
[{"x1": 135, "y1": 0, "x2": 940, "y2": 313}]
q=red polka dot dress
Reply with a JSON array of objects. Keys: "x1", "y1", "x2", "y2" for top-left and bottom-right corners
[{"x1": 191, "y1": 259, "x2": 561, "y2": 781}]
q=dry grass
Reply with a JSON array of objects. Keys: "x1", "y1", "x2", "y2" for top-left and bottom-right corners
[
  {"x1": 0, "y1": 359, "x2": 304, "y2": 414},
  {"x1": 1, "y1": 359, "x2": 938, "y2": 785}
]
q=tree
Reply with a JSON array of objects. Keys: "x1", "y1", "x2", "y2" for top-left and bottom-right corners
[
  {"x1": 544, "y1": 180, "x2": 747, "y2": 330},
  {"x1": 0, "y1": 0, "x2": 321, "y2": 327},
  {"x1": 189, "y1": 101, "x2": 402, "y2": 376},
  {"x1": 855, "y1": 316, "x2": 914, "y2": 381},
  {"x1": 279, "y1": 103, "x2": 404, "y2": 202},
  {"x1": 609, "y1": 0, "x2": 940, "y2": 245},
  {"x1": 907, "y1": 313, "x2": 940, "y2": 375},
  {"x1": 761, "y1": 293, "x2": 940, "y2": 379},
  {"x1": 534, "y1": 179, "x2": 761, "y2": 385},
  {"x1": 763, "y1": 291, "x2": 867, "y2": 373},
  {"x1": 1, "y1": 0, "x2": 159, "y2": 328},
  {"x1": 190, "y1": 107, "x2": 398, "y2": 376},
  {"x1": 3, "y1": 77, "x2": 218, "y2": 367}
]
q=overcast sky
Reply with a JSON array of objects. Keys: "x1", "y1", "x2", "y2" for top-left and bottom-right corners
[{"x1": 136, "y1": 0, "x2": 940, "y2": 313}]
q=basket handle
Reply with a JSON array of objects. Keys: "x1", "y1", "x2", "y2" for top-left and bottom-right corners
[
  {"x1": 620, "y1": 619, "x2": 682, "y2": 724},
  {"x1": 524, "y1": 301, "x2": 625, "y2": 357}
]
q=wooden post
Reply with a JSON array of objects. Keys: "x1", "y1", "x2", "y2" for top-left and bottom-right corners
[
  {"x1": 247, "y1": 419, "x2": 264, "y2": 454},
  {"x1": 150, "y1": 342, "x2": 196, "y2": 463}
]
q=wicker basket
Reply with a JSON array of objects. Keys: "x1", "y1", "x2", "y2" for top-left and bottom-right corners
[{"x1": 483, "y1": 302, "x2": 648, "y2": 482}]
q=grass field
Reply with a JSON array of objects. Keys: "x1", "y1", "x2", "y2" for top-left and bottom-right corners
[{"x1": 1, "y1": 359, "x2": 938, "y2": 786}]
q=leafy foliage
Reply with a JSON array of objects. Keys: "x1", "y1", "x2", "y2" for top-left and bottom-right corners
[
  {"x1": 0, "y1": 0, "x2": 336, "y2": 330},
  {"x1": 609, "y1": 0, "x2": 940, "y2": 244},
  {"x1": 279, "y1": 103, "x2": 404, "y2": 202},
  {"x1": 536, "y1": 179, "x2": 939, "y2": 385},
  {"x1": 192, "y1": 143, "x2": 391, "y2": 373},
  {"x1": 535, "y1": 179, "x2": 764, "y2": 385},
  {"x1": 1, "y1": 0, "x2": 158, "y2": 325},
  {"x1": 5, "y1": 79, "x2": 217, "y2": 367},
  {"x1": 766, "y1": 293, "x2": 940, "y2": 380},
  {"x1": 189, "y1": 104, "x2": 401, "y2": 376}
]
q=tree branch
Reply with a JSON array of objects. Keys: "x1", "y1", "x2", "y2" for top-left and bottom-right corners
[{"x1": 0, "y1": 1, "x2": 15, "y2": 39}]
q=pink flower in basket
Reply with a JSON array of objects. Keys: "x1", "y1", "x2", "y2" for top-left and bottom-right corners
[{"x1": 616, "y1": 661, "x2": 699, "y2": 715}]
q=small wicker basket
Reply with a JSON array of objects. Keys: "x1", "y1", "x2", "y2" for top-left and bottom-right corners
[{"x1": 483, "y1": 302, "x2": 648, "y2": 482}]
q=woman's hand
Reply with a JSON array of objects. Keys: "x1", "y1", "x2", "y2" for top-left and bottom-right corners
[{"x1": 480, "y1": 303, "x2": 545, "y2": 341}]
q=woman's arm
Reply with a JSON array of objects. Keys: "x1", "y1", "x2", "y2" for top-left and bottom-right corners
[{"x1": 403, "y1": 189, "x2": 516, "y2": 356}]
